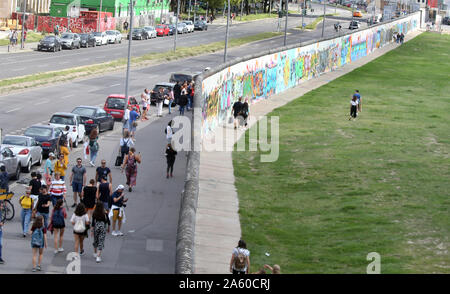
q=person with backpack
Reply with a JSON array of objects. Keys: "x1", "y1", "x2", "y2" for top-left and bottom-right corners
[
  {"x1": 229, "y1": 239, "x2": 251, "y2": 274},
  {"x1": 231, "y1": 97, "x2": 244, "y2": 130},
  {"x1": 165, "y1": 143, "x2": 177, "y2": 178},
  {"x1": 91, "y1": 202, "x2": 110, "y2": 263},
  {"x1": 80, "y1": 179, "x2": 97, "y2": 220},
  {"x1": 48, "y1": 199, "x2": 67, "y2": 254},
  {"x1": 30, "y1": 215, "x2": 47, "y2": 272},
  {"x1": 121, "y1": 147, "x2": 141, "y2": 192},
  {"x1": 109, "y1": 185, "x2": 128, "y2": 236},
  {"x1": 71, "y1": 203, "x2": 90, "y2": 256},
  {"x1": 57, "y1": 126, "x2": 73, "y2": 154},
  {"x1": 19, "y1": 188, "x2": 34, "y2": 237},
  {"x1": 119, "y1": 131, "x2": 134, "y2": 163},
  {"x1": 88, "y1": 128, "x2": 99, "y2": 167},
  {"x1": 97, "y1": 176, "x2": 112, "y2": 214}
]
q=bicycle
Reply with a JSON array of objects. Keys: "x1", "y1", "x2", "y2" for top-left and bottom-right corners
[{"x1": 0, "y1": 190, "x2": 15, "y2": 222}]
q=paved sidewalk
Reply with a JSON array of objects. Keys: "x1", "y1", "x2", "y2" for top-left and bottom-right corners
[
  {"x1": 193, "y1": 29, "x2": 423, "y2": 274},
  {"x1": 0, "y1": 42, "x2": 37, "y2": 54}
]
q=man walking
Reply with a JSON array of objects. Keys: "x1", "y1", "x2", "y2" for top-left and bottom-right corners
[
  {"x1": 69, "y1": 158, "x2": 86, "y2": 208},
  {"x1": 152, "y1": 87, "x2": 166, "y2": 117},
  {"x1": 96, "y1": 160, "x2": 112, "y2": 184},
  {"x1": 231, "y1": 97, "x2": 244, "y2": 129},
  {"x1": 50, "y1": 172, "x2": 67, "y2": 207},
  {"x1": 109, "y1": 185, "x2": 128, "y2": 236}
]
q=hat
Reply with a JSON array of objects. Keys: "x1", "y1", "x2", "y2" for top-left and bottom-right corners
[
  {"x1": 49, "y1": 152, "x2": 55, "y2": 157},
  {"x1": 116, "y1": 185, "x2": 125, "y2": 190}
]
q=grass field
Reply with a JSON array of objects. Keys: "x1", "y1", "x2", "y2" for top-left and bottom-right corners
[
  {"x1": 232, "y1": 33, "x2": 450, "y2": 273},
  {"x1": 0, "y1": 31, "x2": 43, "y2": 46}
]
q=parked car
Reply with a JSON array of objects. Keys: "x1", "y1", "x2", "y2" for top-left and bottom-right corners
[
  {"x1": 1, "y1": 135, "x2": 42, "y2": 173},
  {"x1": 155, "y1": 24, "x2": 170, "y2": 36},
  {"x1": 37, "y1": 35, "x2": 62, "y2": 52},
  {"x1": 104, "y1": 95, "x2": 141, "y2": 120},
  {"x1": 194, "y1": 20, "x2": 208, "y2": 31},
  {"x1": 128, "y1": 28, "x2": 148, "y2": 40},
  {"x1": 168, "y1": 24, "x2": 176, "y2": 35},
  {"x1": 183, "y1": 20, "x2": 195, "y2": 33},
  {"x1": 23, "y1": 125, "x2": 63, "y2": 158},
  {"x1": 443, "y1": 17, "x2": 450, "y2": 25},
  {"x1": 353, "y1": 10, "x2": 362, "y2": 18},
  {"x1": 0, "y1": 147, "x2": 21, "y2": 180},
  {"x1": 106, "y1": 30, "x2": 122, "y2": 44},
  {"x1": 60, "y1": 33, "x2": 81, "y2": 49},
  {"x1": 79, "y1": 33, "x2": 96, "y2": 48},
  {"x1": 93, "y1": 32, "x2": 108, "y2": 46},
  {"x1": 150, "y1": 83, "x2": 177, "y2": 106},
  {"x1": 113, "y1": 30, "x2": 123, "y2": 43},
  {"x1": 177, "y1": 23, "x2": 188, "y2": 34},
  {"x1": 169, "y1": 72, "x2": 194, "y2": 84},
  {"x1": 71, "y1": 106, "x2": 115, "y2": 134},
  {"x1": 143, "y1": 26, "x2": 157, "y2": 38},
  {"x1": 48, "y1": 112, "x2": 85, "y2": 148},
  {"x1": 349, "y1": 20, "x2": 360, "y2": 30}
]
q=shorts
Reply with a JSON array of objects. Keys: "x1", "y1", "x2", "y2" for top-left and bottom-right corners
[
  {"x1": 143, "y1": 107, "x2": 147, "y2": 110},
  {"x1": 112, "y1": 209, "x2": 123, "y2": 222},
  {"x1": 72, "y1": 182, "x2": 83, "y2": 193},
  {"x1": 32, "y1": 244, "x2": 44, "y2": 249},
  {"x1": 102, "y1": 201, "x2": 110, "y2": 211},
  {"x1": 53, "y1": 224, "x2": 65, "y2": 229}
]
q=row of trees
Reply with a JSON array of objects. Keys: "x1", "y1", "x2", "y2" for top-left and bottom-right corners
[{"x1": 169, "y1": 0, "x2": 291, "y2": 18}]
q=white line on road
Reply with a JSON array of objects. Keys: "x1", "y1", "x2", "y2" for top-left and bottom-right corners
[
  {"x1": 12, "y1": 68, "x2": 25, "y2": 72},
  {"x1": 62, "y1": 94, "x2": 74, "y2": 99},
  {"x1": 5, "y1": 107, "x2": 21, "y2": 113},
  {"x1": 110, "y1": 83, "x2": 121, "y2": 87},
  {"x1": 59, "y1": 61, "x2": 69, "y2": 65},
  {"x1": 34, "y1": 99, "x2": 49, "y2": 106}
]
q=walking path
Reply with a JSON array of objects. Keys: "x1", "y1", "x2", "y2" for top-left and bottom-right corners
[{"x1": 193, "y1": 29, "x2": 423, "y2": 274}]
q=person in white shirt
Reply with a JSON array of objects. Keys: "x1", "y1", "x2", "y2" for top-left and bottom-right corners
[
  {"x1": 229, "y1": 239, "x2": 251, "y2": 274},
  {"x1": 166, "y1": 120, "x2": 174, "y2": 144},
  {"x1": 122, "y1": 105, "x2": 131, "y2": 133},
  {"x1": 349, "y1": 95, "x2": 358, "y2": 120},
  {"x1": 140, "y1": 92, "x2": 149, "y2": 121}
]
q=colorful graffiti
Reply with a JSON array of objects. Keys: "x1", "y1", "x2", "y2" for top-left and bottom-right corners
[
  {"x1": 37, "y1": 16, "x2": 116, "y2": 34},
  {"x1": 201, "y1": 13, "x2": 420, "y2": 137}
]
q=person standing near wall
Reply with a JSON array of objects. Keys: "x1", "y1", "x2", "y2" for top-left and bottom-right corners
[{"x1": 231, "y1": 97, "x2": 244, "y2": 130}]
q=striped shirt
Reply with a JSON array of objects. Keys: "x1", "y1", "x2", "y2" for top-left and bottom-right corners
[{"x1": 50, "y1": 179, "x2": 67, "y2": 197}]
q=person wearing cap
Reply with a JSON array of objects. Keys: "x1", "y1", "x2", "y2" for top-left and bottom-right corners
[
  {"x1": 19, "y1": 188, "x2": 34, "y2": 237},
  {"x1": 44, "y1": 152, "x2": 55, "y2": 186},
  {"x1": 108, "y1": 185, "x2": 128, "y2": 236}
]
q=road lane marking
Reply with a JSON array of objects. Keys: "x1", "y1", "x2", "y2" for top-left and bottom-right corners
[
  {"x1": 62, "y1": 94, "x2": 74, "y2": 99},
  {"x1": 110, "y1": 83, "x2": 121, "y2": 87},
  {"x1": 12, "y1": 68, "x2": 25, "y2": 72},
  {"x1": 34, "y1": 99, "x2": 49, "y2": 105},
  {"x1": 6, "y1": 107, "x2": 21, "y2": 113}
]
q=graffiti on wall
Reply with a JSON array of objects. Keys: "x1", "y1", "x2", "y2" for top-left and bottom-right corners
[
  {"x1": 201, "y1": 14, "x2": 419, "y2": 137},
  {"x1": 37, "y1": 16, "x2": 116, "y2": 34}
]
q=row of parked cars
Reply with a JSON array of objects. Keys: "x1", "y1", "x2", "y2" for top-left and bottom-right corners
[
  {"x1": 128, "y1": 20, "x2": 208, "y2": 40},
  {"x1": 0, "y1": 72, "x2": 198, "y2": 182},
  {"x1": 37, "y1": 30, "x2": 123, "y2": 52}
]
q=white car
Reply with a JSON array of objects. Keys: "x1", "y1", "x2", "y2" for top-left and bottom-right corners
[
  {"x1": 143, "y1": 26, "x2": 157, "y2": 38},
  {"x1": 48, "y1": 112, "x2": 85, "y2": 148},
  {"x1": 93, "y1": 32, "x2": 108, "y2": 46},
  {"x1": 182, "y1": 21, "x2": 195, "y2": 33},
  {"x1": 1, "y1": 135, "x2": 42, "y2": 173},
  {"x1": 105, "y1": 30, "x2": 117, "y2": 44}
]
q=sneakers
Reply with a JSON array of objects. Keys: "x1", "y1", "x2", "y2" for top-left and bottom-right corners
[
  {"x1": 36, "y1": 266, "x2": 41, "y2": 271},
  {"x1": 170, "y1": 173, "x2": 173, "y2": 178},
  {"x1": 167, "y1": 173, "x2": 169, "y2": 179},
  {"x1": 112, "y1": 231, "x2": 118, "y2": 236},
  {"x1": 23, "y1": 234, "x2": 26, "y2": 238},
  {"x1": 96, "y1": 256, "x2": 102, "y2": 263},
  {"x1": 129, "y1": 187, "x2": 132, "y2": 192},
  {"x1": 93, "y1": 253, "x2": 98, "y2": 258},
  {"x1": 117, "y1": 231, "x2": 124, "y2": 236},
  {"x1": 32, "y1": 267, "x2": 36, "y2": 272},
  {"x1": 54, "y1": 250, "x2": 58, "y2": 254},
  {"x1": 89, "y1": 161, "x2": 95, "y2": 167},
  {"x1": 79, "y1": 249, "x2": 85, "y2": 256},
  {"x1": 58, "y1": 248, "x2": 64, "y2": 252},
  {"x1": 0, "y1": 258, "x2": 4, "y2": 264}
]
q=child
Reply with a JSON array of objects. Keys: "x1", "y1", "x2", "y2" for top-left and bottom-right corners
[
  {"x1": 49, "y1": 199, "x2": 67, "y2": 254},
  {"x1": 30, "y1": 215, "x2": 47, "y2": 272}
]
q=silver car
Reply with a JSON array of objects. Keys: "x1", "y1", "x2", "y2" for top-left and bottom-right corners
[
  {"x1": 1, "y1": 135, "x2": 43, "y2": 173},
  {"x1": 0, "y1": 147, "x2": 21, "y2": 180},
  {"x1": 143, "y1": 26, "x2": 157, "y2": 38}
]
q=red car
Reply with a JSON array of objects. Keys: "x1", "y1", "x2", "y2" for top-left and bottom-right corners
[
  {"x1": 104, "y1": 94, "x2": 140, "y2": 120},
  {"x1": 155, "y1": 24, "x2": 170, "y2": 36}
]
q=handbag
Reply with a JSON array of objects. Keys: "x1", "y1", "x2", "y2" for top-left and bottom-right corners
[
  {"x1": 164, "y1": 99, "x2": 170, "y2": 105},
  {"x1": 115, "y1": 154, "x2": 123, "y2": 167}
]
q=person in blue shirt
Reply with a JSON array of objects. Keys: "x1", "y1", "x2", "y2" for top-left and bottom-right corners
[
  {"x1": 129, "y1": 107, "x2": 140, "y2": 141},
  {"x1": 354, "y1": 90, "x2": 361, "y2": 113}
]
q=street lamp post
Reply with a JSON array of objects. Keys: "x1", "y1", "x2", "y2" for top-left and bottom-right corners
[
  {"x1": 97, "y1": 0, "x2": 103, "y2": 31},
  {"x1": 321, "y1": 0, "x2": 326, "y2": 38},
  {"x1": 194, "y1": 0, "x2": 197, "y2": 21},
  {"x1": 20, "y1": 0, "x2": 26, "y2": 49},
  {"x1": 278, "y1": 0, "x2": 282, "y2": 32},
  {"x1": 174, "y1": 0, "x2": 180, "y2": 51},
  {"x1": 224, "y1": 0, "x2": 231, "y2": 62},
  {"x1": 189, "y1": 0, "x2": 191, "y2": 20},
  {"x1": 284, "y1": 0, "x2": 288, "y2": 46},
  {"x1": 124, "y1": 0, "x2": 135, "y2": 109},
  {"x1": 240, "y1": 0, "x2": 244, "y2": 21},
  {"x1": 301, "y1": 0, "x2": 305, "y2": 30}
]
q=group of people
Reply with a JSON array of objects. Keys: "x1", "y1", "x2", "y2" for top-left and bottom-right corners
[
  {"x1": 394, "y1": 32, "x2": 405, "y2": 44},
  {"x1": 231, "y1": 97, "x2": 250, "y2": 129},
  {"x1": 229, "y1": 239, "x2": 280, "y2": 274},
  {"x1": 349, "y1": 89, "x2": 362, "y2": 120},
  {"x1": 173, "y1": 81, "x2": 195, "y2": 116},
  {"x1": 8, "y1": 29, "x2": 20, "y2": 47}
]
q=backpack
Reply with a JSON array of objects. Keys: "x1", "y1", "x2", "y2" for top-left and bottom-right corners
[
  {"x1": 234, "y1": 248, "x2": 247, "y2": 270},
  {"x1": 121, "y1": 139, "x2": 130, "y2": 154},
  {"x1": 52, "y1": 208, "x2": 64, "y2": 227},
  {"x1": 59, "y1": 132, "x2": 68, "y2": 147},
  {"x1": 73, "y1": 217, "x2": 86, "y2": 233},
  {"x1": 31, "y1": 228, "x2": 44, "y2": 247}
]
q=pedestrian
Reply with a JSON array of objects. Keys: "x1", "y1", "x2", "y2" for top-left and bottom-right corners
[
  {"x1": 354, "y1": 90, "x2": 361, "y2": 113},
  {"x1": 140, "y1": 93, "x2": 148, "y2": 121},
  {"x1": 264, "y1": 264, "x2": 281, "y2": 274},
  {"x1": 19, "y1": 188, "x2": 34, "y2": 237},
  {"x1": 129, "y1": 107, "x2": 140, "y2": 140},
  {"x1": 35, "y1": 185, "x2": 51, "y2": 230},
  {"x1": 50, "y1": 172, "x2": 66, "y2": 207},
  {"x1": 8, "y1": 30, "x2": 14, "y2": 48},
  {"x1": 120, "y1": 131, "x2": 134, "y2": 163},
  {"x1": 178, "y1": 84, "x2": 189, "y2": 116},
  {"x1": 44, "y1": 152, "x2": 55, "y2": 186},
  {"x1": 109, "y1": 185, "x2": 128, "y2": 236},
  {"x1": 231, "y1": 97, "x2": 244, "y2": 129},
  {"x1": 123, "y1": 21, "x2": 128, "y2": 32},
  {"x1": 123, "y1": 105, "x2": 131, "y2": 133},
  {"x1": 187, "y1": 81, "x2": 195, "y2": 111},
  {"x1": 54, "y1": 154, "x2": 68, "y2": 181},
  {"x1": 70, "y1": 157, "x2": 86, "y2": 208},
  {"x1": 152, "y1": 87, "x2": 166, "y2": 117},
  {"x1": 121, "y1": 147, "x2": 141, "y2": 192},
  {"x1": 173, "y1": 81, "x2": 182, "y2": 106},
  {"x1": 349, "y1": 94, "x2": 358, "y2": 120},
  {"x1": 80, "y1": 179, "x2": 97, "y2": 220},
  {"x1": 88, "y1": 127, "x2": 99, "y2": 167},
  {"x1": 168, "y1": 87, "x2": 175, "y2": 114},
  {"x1": 96, "y1": 160, "x2": 112, "y2": 184},
  {"x1": 30, "y1": 215, "x2": 47, "y2": 272},
  {"x1": 71, "y1": 203, "x2": 90, "y2": 256},
  {"x1": 165, "y1": 143, "x2": 177, "y2": 178},
  {"x1": 400, "y1": 32, "x2": 404, "y2": 44},
  {"x1": 91, "y1": 202, "x2": 110, "y2": 263},
  {"x1": 0, "y1": 203, "x2": 4, "y2": 264},
  {"x1": 229, "y1": 239, "x2": 251, "y2": 274},
  {"x1": 23, "y1": 29, "x2": 27, "y2": 43},
  {"x1": 241, "y1": 98, "x2": 250, "y2": 127},
  {"x1": 166, "y1": 120, "x2": 174, "y2": 144},
  {"x1": 12, "y1": 30, "x2": 18, "y2": 47},
  {"x1": 54, "y1": 24, "x2": 60, "y2": 36},
  {"x1": 97, "y1": 176, "x2": 112, "y2": 213},
  {"x1": 48, "y1": 199, "x2": 67, "y2": 254},
  {"x1": 396, "y1": 32, "x2": 400, "y2": 44},
  {"x1": 0, "y1": 166, "x2": 8, "y2": 193}
]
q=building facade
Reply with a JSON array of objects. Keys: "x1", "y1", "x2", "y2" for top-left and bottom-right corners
[{"x1": 0, "y1": 0, "x2": 51, "y2": 18}]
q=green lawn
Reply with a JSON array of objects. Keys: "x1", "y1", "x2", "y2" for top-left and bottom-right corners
[
  {"x1": 233, "y1": 33, "x2": 450, "y2": 273},
  {"x1": 0, "y1": 31, "x2": 44, "y2": 46}
]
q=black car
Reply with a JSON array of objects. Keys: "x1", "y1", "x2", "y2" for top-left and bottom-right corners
[
  {"x1": 23, "y1": 125, "x2": 63, "y2": 158},
  {"x1": 349, "y1": 21, "x2": 360, "y2": 30},
  {"x1": 150, "y1": 83, "x2": 177, "y2": 106},
  {"x1": 128, "y1": 28, "x2": 150, "y2": 40},
  {"x1": 79, "y1": 33, "x2": 96, "y2": 48},
  {"x1": 194, "y1": 20, "x2": 208, "y2": 31},
  {"x1": 37, "y1": 35, "x2": 62, "y2": 52},
  {"x1": 169, "y1": 73, "x2": 194, "y2": 84},
  {"x1": 443, "y1": 17, "x2": 450, "y2": 25},
  {"x1": 71, "y1": 106, "x2": 115, "y2": 134},
  {"x1": 168, "y1": 24, "x2": 176, "y2": 35}
]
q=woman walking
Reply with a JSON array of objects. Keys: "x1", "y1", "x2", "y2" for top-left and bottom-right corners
[
  {"x1": 349, "y1": 94, "x2": 358, "y2": 120},
  {"x1": 165, "y1": 143, "x2": 177, "y2": 178},
  {"x1": 30, "y1": 215, "x2": 47, "y2": 272},
  {"x1": 140, "y1": 93, "x2": 149, "y2": 121},
  {"x1": 91, "y1": 202, "x2": 110, "y2": 263},
  {"x1": 229, "y1": 239, "x2": 251, "y2": 274},
  {"x1": 119, "y1": 131, "x2": 134, "y2": 162},
  {"x1": 241, "y1": 98, "x2": 250, "y2": 127},
  {"x1": 97, "y1": 176, "x2": 112, "y2": 213},
  {"x1": 121, "y1": 147, "x2": 141, "y2": 192},
  {"x1": 71, "y1": 203, "x2": 90, "y2": 256},
  {"x1": 89, "y1": 128, "x2": 99, "y2": 167},
  {"x1": 49, "y1": 199, "x2": 67, "y2": 254},
  {"x1": 166, "y1": 120, "x2": 174, "y2": 144},
  {"x1": 19, "y1": 188, "x2": 34, "y2": 237},
  {"x1": 44, "y1": 152, "x2": 55, "y2": 186},
  {"x1": 81, "y1": 179, "x2": 97, "y2": 220}
]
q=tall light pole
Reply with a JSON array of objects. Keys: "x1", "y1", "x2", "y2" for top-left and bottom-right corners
[
  {"x1": 284, "y1": 0, "x2": 288, "y2": 46},
  {"x1": 174, "y1": 0, "x2": 180, "y2": 51},
  {"x1": 321, "y1": 0, "x2": 326, "y2": 37},
  {"x1": 301, "y1": 0, "x2": 305, "y2": 30},
  {"x1": 277, "y1": 0, "x2": 282, "y2": 32},
  {"x1": 124, "y1": 0, "x2": 134, "y2": 108},
  {"x1": 224, "y1": 0, "x2": 231, "y2": 62},
  {"x1": 240, "y1": 0, "x2": 244, "y2": 21},
  {"x1": 160, "y1": 0, "x2": 164, "y2": 24},
  {"x1": 206, "y1": 2, "x2": 208, "y2": 21},
  {"x1": 189, "y1": 0, "x2": 191, "y2": 20},
  {"x1": 97, "y1": 0, "x2": 103, "y2": 31},
  {"x1": 194, "y1": 0, "x2": 197, "y2": 21},
  {"x1": 20, "y1": 0, "x2": 26, "y2": 49}
]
